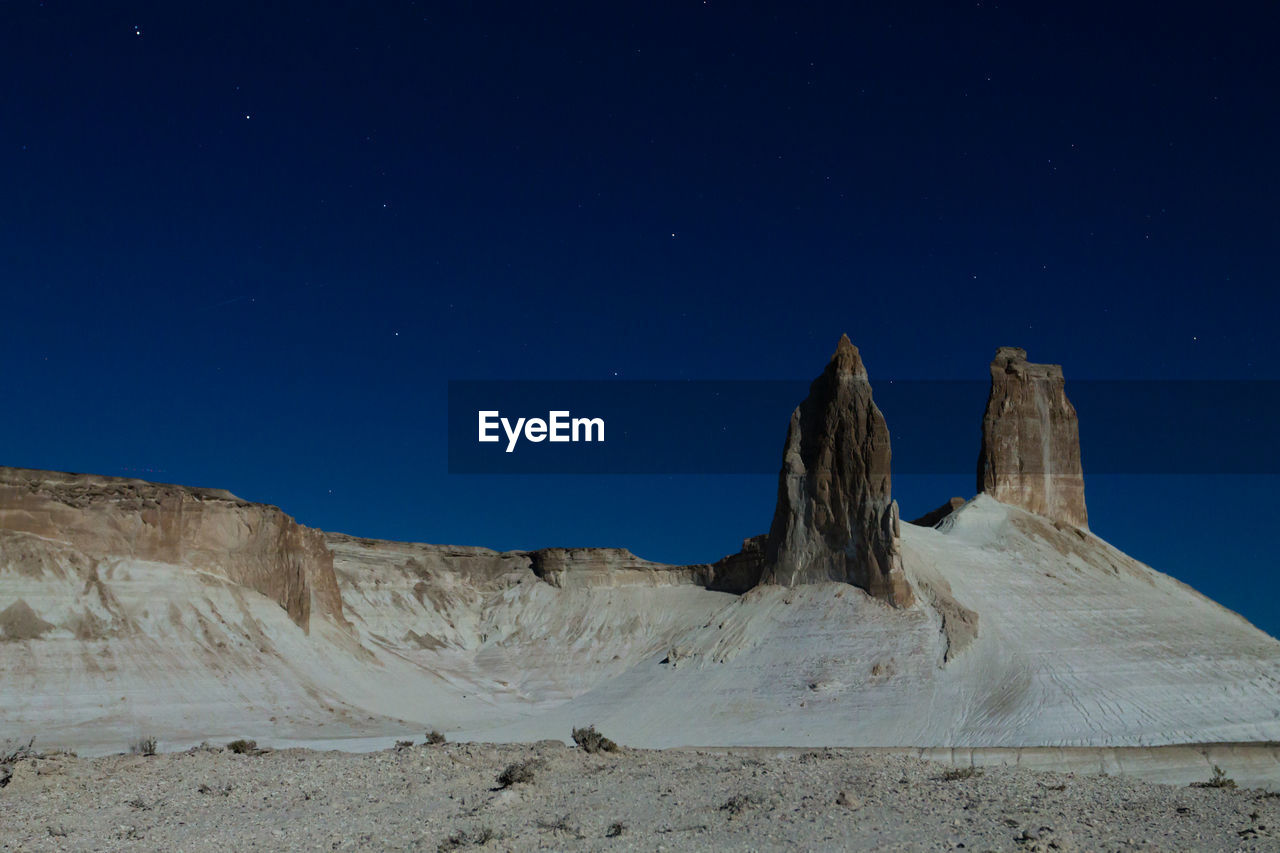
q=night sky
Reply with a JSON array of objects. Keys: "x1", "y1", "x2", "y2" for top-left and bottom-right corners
[{"x1": 3, "y1": 3, "x2": 1277, "y2": 637}]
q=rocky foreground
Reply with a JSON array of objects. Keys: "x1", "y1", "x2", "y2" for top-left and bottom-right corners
[{"x1": 2, "y1": 741, "x2": 1278, "y2": 852}]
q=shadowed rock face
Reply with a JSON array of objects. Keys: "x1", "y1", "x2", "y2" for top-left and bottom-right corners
[
  {"x1": 527, "y1": 547, "x2": 711, "y2": 588},
  {"x1": 0, "y1": 467, "x2": 345, "y2": 631},
  {"x1": 761, "y1": 336, "x2": 912, "y2": 607},
  {"x1": 705, "y1": 534, "x2": 767, "y2": 594},
  {"x1": 977, "y1": 347, "x2": 1088, "y2": 528},
  {"x1": 909, "y1": 497, "x2": 967, "y2": 529}
]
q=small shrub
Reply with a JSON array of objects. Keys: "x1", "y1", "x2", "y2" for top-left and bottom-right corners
[
  {"x1": 131, "y1": 737, "x2": 157, "y2": 757},
  {"x1": 939, "y1": 766, "x2": 982, "y2": 781},
  {"x1": 719, "y1": 793, "x2": 760, "y2": 815},
  {"x1": 226, "y1": 739, "x2": 257, "y2": 755},
  {"x1": 536, "y1": 813, "x2": 583, "y2": 838},
  {"x1": 572, "y1": 725, "x2": 618, "y2": 754},
  {"x1": 197, "y1": 782, "x2": 233, "y2": 796},
  {"x1": 1192, "y1": 765, "x2": 1237, "y2": 789},
  {"x1": 605, "y1": 821, "x2": 625, "y2": 838},
  {"x1": 1, "y1": 737, "x2": 36, "y2": 789},
  {"x1": 395, "y1": 740, "x2": 414, "y2": 750},
  {"x1": 439, "y1": 827, "x2": 496, "y2": 851},
  {"x1": 496, "y1": 759, "x2": 539, "y2": 788},
  {"x1": 2, "y1": 737, "x2": 36, "y2": 764},
  {"x1": 425, "y1": 730, "x2": 446, "y2": 745}
]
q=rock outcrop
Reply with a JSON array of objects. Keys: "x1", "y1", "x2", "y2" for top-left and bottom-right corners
[
  {"x1": 977, "y1": 347, "x2": 1088, "y2": 528},
  {"x1": 0, "y1": 467, "x2": 345, "y2": 631},
  {"x1": 909, "y1": 497, "x2": 967, "y2": 529},
  {"x1": 761, "y1": 336, "x2": 913, "y2": 607},
  {"x1": 705, "y1": 534, "x2": 767, "y2": 594},
  {"x1": 527, "y1": 547, "x2": 710, "y2": 589}
]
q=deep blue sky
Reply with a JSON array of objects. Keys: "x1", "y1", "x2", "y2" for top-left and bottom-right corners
[{"x1": 2, "y1": 2, "x2": 1277, "y2": 637}]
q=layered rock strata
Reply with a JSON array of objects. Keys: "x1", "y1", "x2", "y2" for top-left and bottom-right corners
[
  {"x1": 761, "y1": 336, "x2": 912, "y2": 606},
  {"x1": 977, "y1": 347, "x2": 1088, "y2": 528},
  {"x1": 0, "y1": 467, "x2": 344, "y2": 631},
  {"x1": 705, "y1": 534, "x2": 767, "y2": 594}
]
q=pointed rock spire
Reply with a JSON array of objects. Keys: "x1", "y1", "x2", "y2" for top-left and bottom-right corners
[
  {"x1": 760, "y1": 336, "x2": 913, "y2": 606},
  {"x1": 977, "y1": 346, "x2": 1088, "y2": 528}
]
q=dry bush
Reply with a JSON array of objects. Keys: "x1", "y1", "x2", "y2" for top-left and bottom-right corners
[
  {"x1": 496, "y1": 759, "x2": 539, "y2": 788},
  {"x1": 1, "y1": 736, "x2": 36, "y2": 787},
  {"x1": 438, "y1": 826, "x2": 495, "y2": 851},
  {"x1": 1192, "y1": 765, "x2": 1237, "y2": 789},
  {"x1": 187, "y1": 742, "x2": 223, "y2": 754},
  {"x1": 536, "y1": 813, "x2": 583, "y2": 838},
  {"x1": 571, "y1": 724, "x2": 617, "y2": 754},
  {"x1": 425, "y1": 730, "x2": 446, "y2": 745},
  {"x1": 197, "y1": 782, "x2": 234, "y2": 796},
  {"x1": 939, "y1": 766, "x2": 983, "y2": 781},
  {"x1": 2, "y1": 737, "x2": 36, "y2": 764},
  {"x1": 130, "y1": 737, "x2": 157, "y2": 757},
  {"x1": 719, "y1": 793, "x2": 761, "y2": 815},
  {"x1": 226, "y1": 739, "x2": 258, "y2": 755}
]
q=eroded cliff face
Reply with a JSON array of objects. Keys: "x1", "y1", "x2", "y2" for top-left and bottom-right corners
[
  {"x1": 527, "y1": 548, "x2": 713, "y2": 589},
  {"x1": 977, "y1": 347, "x2": 1088, "y2": 529},
  {"x1": 0, "y1": 467, "x2": 344, "y2": 631},
  {"x1": 704, "y1": 534, "x2": 767, "y2": 594},
  {"x1": 761, "y1": 336, "x2": 912, "y2": 607}
]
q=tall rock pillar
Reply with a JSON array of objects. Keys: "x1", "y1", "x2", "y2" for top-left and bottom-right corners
[
  {"x1": 761, "y1": 335, "x2": 912, "y2": 607},
  {"x1": 977, "y1": 346, "x2": 1088, "y2": 528}
]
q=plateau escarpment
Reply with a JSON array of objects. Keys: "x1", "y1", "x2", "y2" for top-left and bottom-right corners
[{"x1": 0, "y1": 467, "x2": 343, "y2": 632}]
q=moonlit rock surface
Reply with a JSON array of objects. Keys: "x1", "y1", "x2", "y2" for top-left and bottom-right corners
[
  {"x1": 761, "y1": 335, "x2": 912, "y2": 606},
  {"x1": 2, "y1": 466, "x2": 1280, "y2": 757},
  {"x1": 977, "y1": 346, "x2": 1088, "y2": 528},
  {"x1": 0, "y1": 467, "x2": 343, "y2": 631}
]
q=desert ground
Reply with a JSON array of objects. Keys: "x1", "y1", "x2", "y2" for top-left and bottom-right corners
[{"x1": 3, "y1": 739, "x2": 1279, "y2": 852}]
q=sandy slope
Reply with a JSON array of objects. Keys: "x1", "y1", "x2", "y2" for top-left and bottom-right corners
[
  {"x1": 2, "y1": 495, "x2": 1279, "y2": 763},
  {"x1": 440, "y1": 498, "x2": 1280, "y2": 749}
]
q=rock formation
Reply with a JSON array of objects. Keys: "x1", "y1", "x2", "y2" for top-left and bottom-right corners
[
  {"x1": 705, "y1": 534, "x2": 767, "y2": 594},
  {"x1": 977, "y1": 347, "x2": 1088, "y2": 528},
  {"x1": 527, "y1": 547, "x2": 710, "y2": 588},
  {"x1": 909, "y1": 497, "x2": 967, "y2": 528},
  {"x1": 0, "y1": 467, "x2": 345, "y2": 631},
  {"x1": 761, "y1": 335, "x2": 913, "y2": 607}
]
